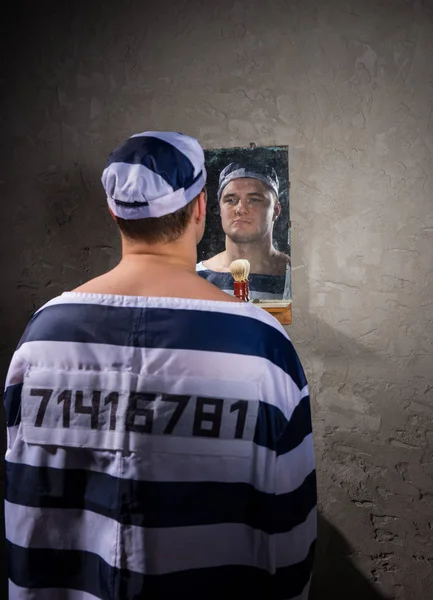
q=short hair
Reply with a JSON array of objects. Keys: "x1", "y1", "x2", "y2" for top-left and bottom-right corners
[{"x1": 116, "y1": 194, "x2": 199, "y2": 244}]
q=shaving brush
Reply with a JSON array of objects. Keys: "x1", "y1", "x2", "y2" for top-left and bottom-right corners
[{"x1": 230, "y1": 259, "x2": 250, "y2": 302}]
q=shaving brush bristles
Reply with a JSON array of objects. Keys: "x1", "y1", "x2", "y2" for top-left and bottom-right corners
[{"x1": 230, "y1": 259, "x2": 250, "y2": 282}]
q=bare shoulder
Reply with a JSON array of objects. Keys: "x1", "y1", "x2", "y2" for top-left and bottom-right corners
[
  {"x1": 277, "y1": 251, "x2": 291, "y2": 265},
  {"x1": 71, "y1": 265, "x2": 240, "y2": 303},
  {"x1": 274, "y1": 251, "x2": 291, "y2": 273},
  {"x1": 202, "y1": 252, "x2": 228, "y2": 272},
  {"x1": 73, "y1": 273, "x2": 111, "y2": 293}
]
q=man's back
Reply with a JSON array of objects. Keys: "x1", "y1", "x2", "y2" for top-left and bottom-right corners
[{"x1": 5, "y1": 292, "x2": 316, "y2": 599}]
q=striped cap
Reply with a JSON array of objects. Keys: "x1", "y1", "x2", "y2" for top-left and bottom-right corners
[
  {"x1": 217, "y1": 163, "x2": 279, "y2": 201},
  {"x1": 102, "y1": 132, "x2": 207, "y2": 219}
]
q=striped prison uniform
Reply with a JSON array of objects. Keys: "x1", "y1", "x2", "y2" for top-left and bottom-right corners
[{"x1": 4, "y1": 292, "x2": 316, "y2": 599}]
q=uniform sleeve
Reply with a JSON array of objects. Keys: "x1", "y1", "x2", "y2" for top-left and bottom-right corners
[
  {"x1": 274, "y1": 377, "x2": 317, "y2": 600},
  {"x1": 4, "y1": 346, "x2": 28, "y2": 452}
]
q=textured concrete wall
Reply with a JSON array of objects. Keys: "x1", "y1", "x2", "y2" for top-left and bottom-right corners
[{"x1": 1, "y1": 1, "x2": 433, "y2": 599}]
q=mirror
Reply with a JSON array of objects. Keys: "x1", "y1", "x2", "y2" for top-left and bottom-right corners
[{"x1": 197, "y1": 145, "x2": 292, "y2": 320}]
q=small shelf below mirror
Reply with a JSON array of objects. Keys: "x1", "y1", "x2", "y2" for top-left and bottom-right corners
[{"x1": 258, "y1": 301, "x2": 292, "y2": 325}]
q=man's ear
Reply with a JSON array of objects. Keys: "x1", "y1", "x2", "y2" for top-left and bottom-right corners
[
  {"x1": 195, "y1": 189, "x2": 207, "y2": 224},
  {"x1": 273, "y1": 201, "x2": 281, "y2": 221}
]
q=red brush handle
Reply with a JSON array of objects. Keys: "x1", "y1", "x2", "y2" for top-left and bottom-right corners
[{"x1": 234, "y1": 281, "x2": 249, "y2": 302}]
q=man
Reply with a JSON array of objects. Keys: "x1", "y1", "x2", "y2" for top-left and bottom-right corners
[
  {"x1": 4, "y1": 132, "x2": 316, "y2": 599},
  {"x1": 197, "y1": 163, "x2": 291, "y2": 300}
]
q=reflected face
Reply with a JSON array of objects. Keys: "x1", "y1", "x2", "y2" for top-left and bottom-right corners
[{"x1": 220, "y1": 178, "x2": 280, "y2": 244}]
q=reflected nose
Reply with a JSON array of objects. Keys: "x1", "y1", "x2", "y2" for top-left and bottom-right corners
[{"x1": 235, "y1": 199, "x2": 249, "y2": 216}]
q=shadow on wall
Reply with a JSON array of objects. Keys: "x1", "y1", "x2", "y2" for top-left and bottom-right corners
[
  {"x1": 295, "y1": 311, "x2": 394, "y2": 598},
  {"x1": 293, "y1": 266, "x2": 433, "y2": 599},
  {"x1": 311, "y1": 514, "x2": 391, "y2": 600}
]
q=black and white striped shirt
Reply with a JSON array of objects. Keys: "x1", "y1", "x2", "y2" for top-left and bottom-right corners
[
  {"x1": 196, "y1": 262, "x2": 288, "y2": 300},
  {"x1": 4, "y1": 292, "x2": 316, "y2": 600}
]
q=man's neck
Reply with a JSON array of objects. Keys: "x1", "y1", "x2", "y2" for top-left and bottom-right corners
[
  {"x1": 120, "y1": 238, "x2": 197, "y2": 274},
  {"x1": 72, "y1": 234, "x2": 240, "y2": 302},
  {"x1": 222, "y1": 236, "x2": 277, "y2": 274},
  {"x1": 72, "y1": 237, "x2": 201, "y2": 297}
]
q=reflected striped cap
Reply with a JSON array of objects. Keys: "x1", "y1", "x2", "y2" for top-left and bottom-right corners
[
  {"x1": 218, "y1": 162, "x2": 279, "y2": 201},
  {"x1": 102, "y1": 131, "x2": 207, "y2": 219}
]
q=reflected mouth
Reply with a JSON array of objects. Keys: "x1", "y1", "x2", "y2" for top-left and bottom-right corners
[{"x1": 232, "y1": 219, "x2": 251, "y2": 225}]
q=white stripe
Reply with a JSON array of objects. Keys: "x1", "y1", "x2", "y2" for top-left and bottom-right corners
[
  {"x1": 6, "y1": 425, "x2": 19, "y2": 452},
  {"x1": 276, "y1": 433, "x2": 315, "y2": 493},
  {"x1": 9, "y1": 581, "x2": 101, "y2": 600},
  {"x1": 12, "y1": 341, "x2": 306, "y2": 421},
  {"x1": 276, "y1": 508, "x2": 317, "y2": 568},
  {"x1": 103, "y1": 161, "x2": 173, "y2": 199},
  {"x1": 34, "y1": 291, "x2": 290, "y2": 337},
  {"x1": 6, "y1": 502, "x2": 316, "y2": 575},
  {"x1": 23, "y1": 365, "x2": 260, "y2": 400},
  {"x1": 6, "y1": 432, "x2": 315, "y2": 495},
  {"x1": 4, "y1": 351, "x2": 26, "y2": 389}
]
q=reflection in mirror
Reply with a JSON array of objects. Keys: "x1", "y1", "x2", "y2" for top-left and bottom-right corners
[{"x1": 197, "y1": 145, "x2": 291, "y2": 303}]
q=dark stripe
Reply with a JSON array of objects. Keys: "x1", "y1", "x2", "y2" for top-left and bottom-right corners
[
  {"x1": 198, "y1": 269, "x2": 286, "y2": 295},
  {"x1": 276, "y1": 395, "x2": 313, "y2": 456},
  {"x1": 106, "y1": 135, "x2": 196, "y2": 191},
  {"x1": 114, "y1": 198, "x2": 149, "y2": 207},
  {"x1": 7, "y1": 540, "x2": 315, "y2": 599},
  {"x1": 254, "y1": 401, "x2": 288, "y2": 451},
  {"x1": 4, "y1": 383, "x2": 22, "y2": 427},
  {"x1": 18, "y1": 303, "x2": 307, "y2": 390},
  {"x1": 5, "y1": 462, "x2": 316, "y2": 534}
]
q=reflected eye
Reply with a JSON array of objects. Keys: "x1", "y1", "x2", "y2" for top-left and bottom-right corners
[{"x1": 249, "y1": 197, "x2": 262, "y2": 203}]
